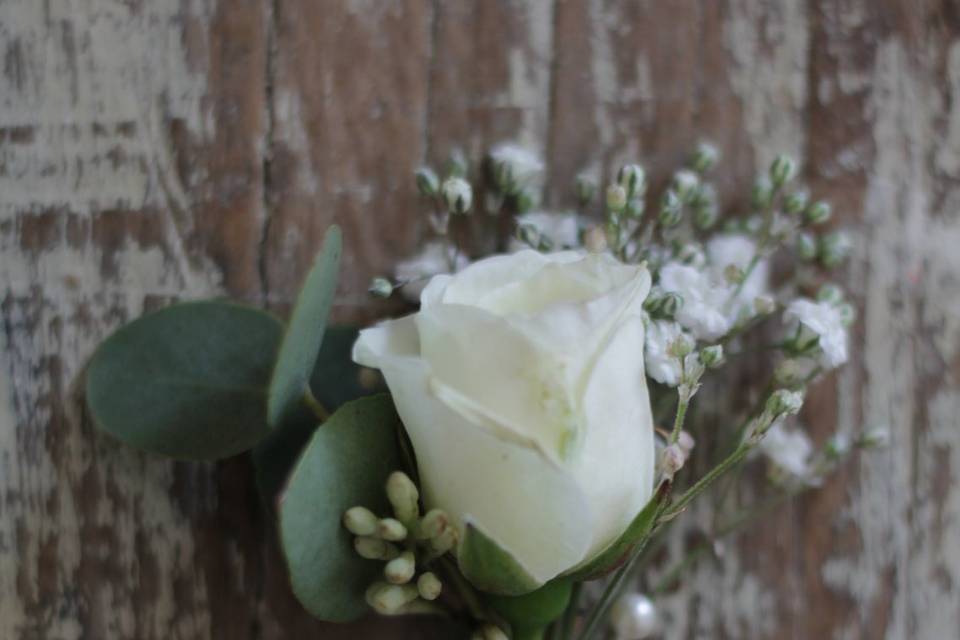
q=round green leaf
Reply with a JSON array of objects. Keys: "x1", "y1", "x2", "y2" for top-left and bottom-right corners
[
  {"x1": 267, "y1": 225, "x2": 342, "y2": 427},
  {"x1": 458, "y1": 523, "x2": 542, "y2": 596},
  {"x1": 278, "y1": 394, "x2": 402, "y2": 622},
  {"x1": 85, "y1": 300, "x2": 283, "y2": 460}
]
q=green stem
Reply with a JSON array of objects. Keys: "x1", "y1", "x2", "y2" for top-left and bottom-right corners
[
  {"x1": 559, "y1": 582, "x2": 582, "y2": 640},
  {"x1": 441, "y1": 557, "x2": 487, "y2": 622},
  {"x1": 660, "y1": 441, "x2": 753, "y2": 522},
  {"x1": 302, "y1": 387, "x2": 330, "y2": 422},
  {"x1": 669, "y1": 392, "x2": 690, "y2": 444}
]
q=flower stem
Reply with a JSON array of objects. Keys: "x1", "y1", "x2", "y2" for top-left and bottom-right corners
[
  {"x1": 558, "y1": 582, "x2": 582, "y2": 640},
  {"x1": 302, "y1": 387, "x2": 330, "y2": 422},
  {"x1": 660, "y1": 440, "x2": 753, "y2": 522}
]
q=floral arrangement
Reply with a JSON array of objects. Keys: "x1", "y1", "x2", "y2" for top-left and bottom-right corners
[{"x1": 84, "y1": 141, "x2": 884, "y2": 639}]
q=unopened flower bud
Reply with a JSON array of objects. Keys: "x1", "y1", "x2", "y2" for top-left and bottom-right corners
[
  {"x1": 817, "y1": 283, "x2": 844, "y2": 305},
  {"x1": 825, "y1": 433, "x2": 852, "y2": 459},
  {"x1": 667, "y1": 335, "x2": 693, "y2": 359},
  {"x1": 672, "y1": 169, "x2": 700, "y2": 203},
  {"x1": 769, "y1": 154, "x2": 796, "y2": 186},
  {"x1": 376, "y1": 518, "x2": 408, "y2": 542},
  {"x1": 343, "y1": 506, "x2": 378, "y2": 536},
  {"x1": 837, "y1": 302, "x2": 856, "y2": 326},
  {"x1": 447, "y1": 149, "x2": 468, "y2": 177},
  {"x1": 369, "y1": 277, "x2": 394, "y2": 298},
  {"x1": 583, "y1": 226, "x2": 608, "y2": 253},
  {"x1": 417, "y1": 572, "x2": 442, "y2": 601},
  {"x1": 767, "y1": 389, "x2": 804, "y2": 417},
  {"x1": 475, "y1": 624, "x2": 509, "y2": 640},
  {"x1": 429, "y1": 526, "x2": 458, "y2": 555},
  {"x1": 677, "y1": 431, "x2": 696, "y2": 458},
  {"x1": 751, "y1": 176, "x2": 774, "y2": 209},
  {"x1": 441, "y1": 177, "x2": 473, "y2": 215},
  {"x1": 723, "y1": 263, "x2": 745, "y2": 286},
  {"x1": 354, "y1": 536, "x2": 399, "y2": 561},
  {"x1": 754, "y1": 294, "x2": 776, "y2": 316},
  {"x1": 691, "y1": 141, "x2": 719, "y2": 173},
  {"x1": 660, "y1": 443, "x2": 685, "y2": 479},
  {"x1": 366, "y1": 582, "x2": 419, "y2": 615},
  {"x1": 618, "y1": 164, "x2": 646, "y2": 198},
  {"x1": 415, "y1": 167, "x2": 439, "y2": 196},
  {"x1": 417, "y1": 508, "x2": 450, "y2": 540},
  {"x1": 606, "y1": 184, "x2": 627, "y2": 211},
  {"x1": 692, "y1": 184, "x2": 719, "y2": 229},
  {"x1": 774, "y1": 359, "x2": 806, "y2": 386},
  {"x1": 700, "y1": 344, "x2": 724, "y2": 369},
  {"x1": 784, "y1": 189, "x2": 810, "y2": 215},
  {"x1": 805, "y1": 200, "x2": 832, "y2": 225},
  {"x1": 516, "y1": 189, "x2": 535, "y2": 214},
  {"x1": 797, "y1": 231, "x2": 818, "y2": 260},
  {"x1": 384, "y1": 550, "x2": 416, "y2": 584},
  {"x1": 386, "y1": 471, "x2": 419, "y2": 526},
  {"x1": 819, "y1": 231, "x2": 852, "y2": 267},
  {"x1": 659, "y1": 190, "x2": 682, "y2": 227},
  {"x1": 576, "y1": 172, "x2": 597, "y2": 206},
  {"x1": 624, "y1": 198, "x2": 645, "y2": 219},
  {"x1": 516, "y1": 223, "x2": 540, "y2": 249}
]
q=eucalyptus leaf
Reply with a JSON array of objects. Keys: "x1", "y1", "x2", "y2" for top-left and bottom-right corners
[
  {"x1": 267, "y1": 225, "x2": 342, "y2": 427},
  {"x1": 562, "y1": 482, "x2": 668, "y2": 581},
  {"x1": 458, "y1": 523, "x2": 541, "y2": 596},
  {"x1": 85, "y1": 300, "x2": 283, "y2": 460},
  {"x1": 254, "y1": 326, "x2": 382, "y2": 507},
  {"x1": 279, "y1": 395, "x2": 402, "y2": 622}
]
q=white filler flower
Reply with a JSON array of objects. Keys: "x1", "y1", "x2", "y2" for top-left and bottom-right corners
[
  {"x1": 706, "y1": 233, "x2": 769, "y2": 316},
  {"x1": 489, "y1": 143, "x2": 544, "y2": 188},
  {"x1": 644, "y1": 319, "x2": 690, "y2": 386},
  {"x1": 658, "y1": 262, "x2": 732, "y2": 340},
  {"x1": 354, "y1": 250, "x2": 655, "y2": 586},
  {"x1": 509, "y1": 211, "x2": 583, "y2": 252},
  {"x1": 395, "y1": 242, "x2": 470, "y2": 303},
  {"x1": 760, "y1": 421, "x2": 814, "y2": 479},
  {"x1": 784, "y1": 298, "x2": 849, "y2": 368}
]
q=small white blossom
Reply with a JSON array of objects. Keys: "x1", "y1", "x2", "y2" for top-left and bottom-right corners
[
  {"x1": 784, "y1": 298, "x2": 849, "y2": 368},
  {"x1": 508, "y1": 211, "x2": 583, "y2": 252},
  {"x1": 395, "y1": 242, "x2": 470, "y2": 303},
  {"x1": 706, "y1": 233, "x2": 769, "y2": 318},
  {"x1": 489, "y1": 144, "x2": 543, "y2": 192},
  {"x1": 644, "y1": 319, "x2": 692, "y2": 386},
  {"x1": 760, "y1": 421, "x2": 814, "y2": 479},
  {"x1": 658, "y1": 263, "x2": 731, "y2": 340}
]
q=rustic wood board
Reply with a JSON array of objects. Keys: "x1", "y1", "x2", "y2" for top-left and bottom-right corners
[{"x1": 1, "y1": 1, "x2": 958, "y2": 638}]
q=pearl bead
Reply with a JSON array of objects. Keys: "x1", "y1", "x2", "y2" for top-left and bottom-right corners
[{"x1": 610, "y1": 593, "x2": 658, "y2": 639}]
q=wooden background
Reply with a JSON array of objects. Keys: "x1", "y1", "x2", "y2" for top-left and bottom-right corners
[{"x1": 1, "y1": 1, "x2": 959, "y2": 638}]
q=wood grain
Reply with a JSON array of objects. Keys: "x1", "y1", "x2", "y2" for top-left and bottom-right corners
[{"x1": 1, "y1": 1, "x2": 958, "y2": 638}]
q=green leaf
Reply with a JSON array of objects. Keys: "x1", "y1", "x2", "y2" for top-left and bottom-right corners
[
  {"x1": 267, "y1": 225, "x2": 342, "y2": 427},
  {"x1": 562, "y1": 482, "x2": 668, "y2": 581},
  {"x1": 458, "y1": 523, "x2": 541, "y2": 596},
  {"x1": 254, "y1": 326, "x2": 383, "y2": 507},
  {"x1": 486, "y1": 579, "x2": 573, "y2": 637},
  {"x1": 85, "y1": 300, "x2": 283, "y2": 460},
  {"x1": 278, "y1": 395, "x2": 402, "y2": 622}
]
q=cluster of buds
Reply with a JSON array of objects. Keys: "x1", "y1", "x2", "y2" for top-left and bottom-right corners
[{"x1": 343, "y1": 471, "x2": 456, "y2": 615}]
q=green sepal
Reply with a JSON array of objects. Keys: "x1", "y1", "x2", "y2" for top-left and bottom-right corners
[
  {"x1": 267, "y1": 225, "x2": 342, "y2": 428},
  {"x1": 278, "y1": 394, "x2": 402, "y2": 622},
  {"x1": 562, "y1": 481, "x2": 670, "y2": 581},
  {"x1": 85, "y1": 300, "x2": 283, "y2": 460},
  {"x1": 458, "y1": 523, "x2": 541, "y2": 596},
  {"x1": 486, "y1": 578, "x2": 573, "y2": 638}
]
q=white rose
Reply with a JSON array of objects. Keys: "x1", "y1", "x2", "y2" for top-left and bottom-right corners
[{"x1": 353, "y1": 250, "x2": 655, "y2": 586}]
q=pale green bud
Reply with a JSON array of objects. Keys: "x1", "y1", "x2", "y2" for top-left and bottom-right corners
[
  {"x1": 417, "y1": 572, "x2": 442, "y2": 601},
  {"x1": 417, "y1": 508, "x2": 450, "y2": 540},
  {"x1": 386, "y1": 471, "x2": 420, "y2": 526},
  {"x1": 477, "y1": 624, "x2": 509, "y2": 640},
  {"x1": 643, "y1": 291, "x2": 682, "y2": 319},
  {"x1": 384, "y1": 550, "x2": 416, "y2": 584},
  {"x1": 723, "y1": 263, "x2": 745, "y2": 286},
  {"x1": 825, "y1": 433, "x2": 852, "y2": 459},
  {"x1": 859, "y1": 426, "x2": 890, "y2": 449},
  {"x1": 415, "y1": 167, "x2": 439, "y2": 196},
  {"x1": 659, "y1": 189, "x2": 682, "y2": 227},
  {"x1": 700, "y1": 344, "x2": 724, "y2": 369},
  {"x1": 819, "y1": 231, "x2": 852, "y2": 267},
  {"x1": 583, "y1": 226, "x2": 608, "y2": 253},
  {"x1": 752, "y1": 176, "x2": 774, "y2": 209},
  {"x1": 516, "y1": 189, "x2": 536, "y2": 214},
  {"x1": 691, "y1": 141, "x2": 719, "y2": 173},
  {"x1": 667, "y1": 335, "x2": 694, "y2": 359},
  {"x1": 672, "y1": 169, "x2": 700, "y2": 203},
  {"x1": 837, "y1": 302, "x2": 857, "y2": 326},
  {"x1": 754, "y1": 294, "x2": 776, "y2": 315},
  {"x1": 516, "y1": 223, "x2": 540, "y2": 249},
  {"x1": 366, "y1": 582, "x2": 419, "y2": 615},
  {"x1": 447, "y1": 149, "x2": 468, "y2": 178},
  {"x1": 441, "y1": 177, "x2": 473, "y2": 215},
  {"x1": 784, "y1": 189, "x2": 810, "y2": 215},
  {"x1": 376, "y1": 517, "x2": 408, "y2": 542},
  {"x1": 817, "y1": 283, "x2": 844, "y2": 305},
  {"x1": 369, "y1": 277, "x2": 394, "y2": 298},
  {"x1": 354, "y1": 536, "x2": 399, "y2": 561},
  {"x1": 692, "y1": 184, "x2": 719, "y2": 230},
  {"x1": 606, "y1": 183, "x2": 628, "y2": 211},
  {"x1": 797, "y1": 231, "x2": 818, "y2": 260},
  {"x1": 575, "y1": 172, "x2": 597, "y2": 206},
  {"x1": 767, "y1": 389, "x2": 804, "y2": 417},
  {"x1": 429, "y1": 526, "x2": 458, "y2": 555},
  {"x1": 769, "y1": 154, "x2": 796, "y2": 186},
  {"x1": 624, "y1": 198, "x2": 645, "y2": 219},
  {"x1": 343, "y1": 506, "x2": 378, "y2": 536},
  {"x1": 805, "y1": 200, "x2": 832, "y2": 225},
  {"x1": 774, "y1": 359, "x2": 806, "y2": 386},
  {"x1": 617, "y1": 164, "x2": 646, "y2": 198}
]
